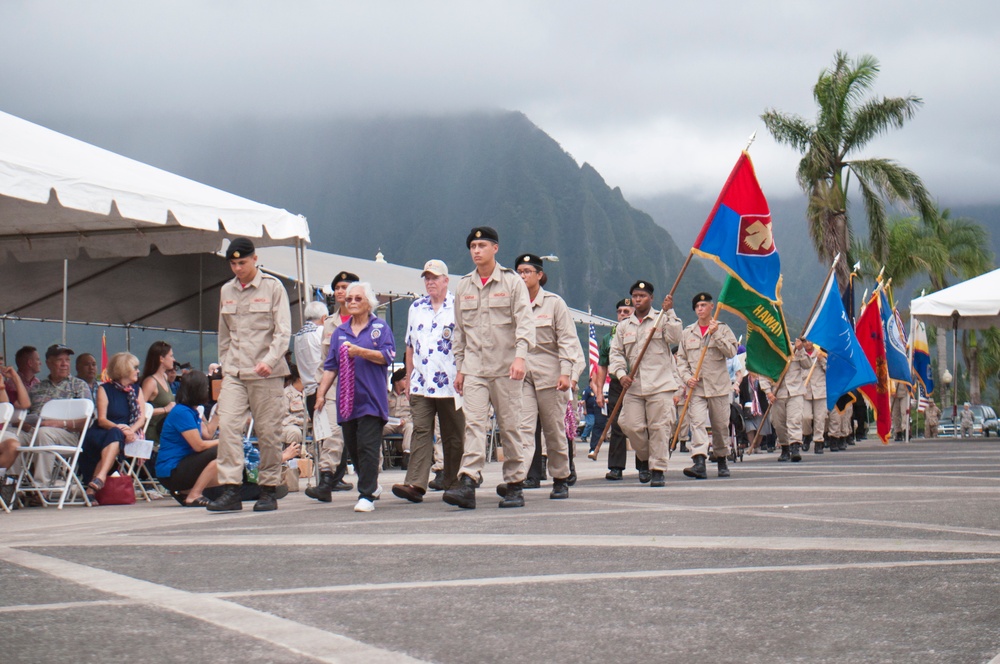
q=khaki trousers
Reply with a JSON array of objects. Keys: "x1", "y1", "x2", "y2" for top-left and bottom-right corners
[
  {"x1": 618, "y1": 390, "x2": 675, "y2": 472},
  {"x1": 802, "y1": 398, "x2": 828, "y2": 442},
  {"x1": 687, "y1": 394, "x2": 731, "y2": 460},
  {"x1": 405, "y1": 395, "x2": 465, "y2": 490},
  {"x1": 827, "y1": 405, "x2": 853, "y2": 438},
  {"x1": 518, "y1": 377, "x2": 571, "y2": 480},
  {"x1": 218, "y1": 375, "x2": 284, "y2": 486},
  {"x1": 771, "y1": 395, "x2": 804, "y2": 446},
  {"x1": 317, "y1": 384, "x2": 346, "y2": 473},
  {"x1": 382, "y1": 420, "x2": 414, "y2": 452},
  {"x1": 458, "y1": 375, "x2": 526, "y2": 484}
]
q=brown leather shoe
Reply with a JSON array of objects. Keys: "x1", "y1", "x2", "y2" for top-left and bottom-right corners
[{"x1": 391, "y1": 483, "x2": 426, "y2": 503}]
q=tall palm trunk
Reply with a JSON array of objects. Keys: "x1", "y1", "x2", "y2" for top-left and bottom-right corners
[
  {"x1": 936, "y1": 327, "x2": 950, "y2": 410},
  {"x1": 964, "y1": 330, "x2": 981, "y2": 405}
]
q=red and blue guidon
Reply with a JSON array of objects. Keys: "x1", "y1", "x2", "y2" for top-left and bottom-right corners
[{"x1": 693, "y1": 151, "x2": 781, "y2": 303}]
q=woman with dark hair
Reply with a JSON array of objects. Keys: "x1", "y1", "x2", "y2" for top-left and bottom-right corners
[
  {"x1": 155, "y1": 371, "x2": 220, "y2": 506},
  {"x1": 140, "y1": 341, "x2": 175, "y2": 443}
]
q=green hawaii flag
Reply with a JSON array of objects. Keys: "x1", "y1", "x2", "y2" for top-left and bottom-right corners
[{"x1": 717, "y1": 275, "x2": 791, "y2": 382}]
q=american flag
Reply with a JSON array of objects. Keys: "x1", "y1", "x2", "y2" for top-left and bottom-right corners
[{"x1": 588, "y1": 323, "x2": 599, "y2": 377}]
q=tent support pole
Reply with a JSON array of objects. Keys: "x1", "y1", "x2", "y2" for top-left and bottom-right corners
[
  {"x1": 199, "y1": 254, "x2": 204, "y2": 371},
  {"x1": 952, "y1": 314, "x2": 959, "y2": 420},
  {"x1": 62, "y1": 259, "x2": 68, "y2": 344},
  {"x1": 126, "y1": 325, "x2": 131, "y2": 353},
  {"x1": 2, "y1": 317, "x2": 6, "y2": 363}
]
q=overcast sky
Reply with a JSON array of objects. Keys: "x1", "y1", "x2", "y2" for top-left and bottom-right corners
[{"x1": 3, "y1": 1, "x2": 998, "y2": 204}]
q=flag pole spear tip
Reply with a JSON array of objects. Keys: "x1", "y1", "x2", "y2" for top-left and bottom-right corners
[{"x1": 744, "y1": 131, "x2": 757, "y2": 152}]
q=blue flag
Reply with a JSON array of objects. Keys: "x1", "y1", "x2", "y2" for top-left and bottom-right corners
[
  {"x1": 879, "y1": 290, "x2": 911, "y2": 383},
  {"x1": 912, "y1": 322, "x2": 934, "y2": 395},
  {"x1": 803, "y1": 273, "x2": 878, "y2": 410}
]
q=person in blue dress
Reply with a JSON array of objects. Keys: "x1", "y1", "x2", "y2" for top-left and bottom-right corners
[{"x1": 81, "y1": 352, "x2": 147, "y2": 502}]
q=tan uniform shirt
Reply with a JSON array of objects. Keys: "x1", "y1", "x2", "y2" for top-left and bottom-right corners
[
  {"x1": 760, "y1": 347, "x2": 811, "y2": 397},
  {"x1": 388, "y1": 390, "x2": 411, "y2": 421},
  {"x1": 453, "y1": 262, "x2": 535, "y2": 378},
  {"x1": 924, "y1": 403, "x2": 941, "y2": 426},
  {"x1": 525, "y1": 287, "x2": 585, "y2": 389},
  {"x1": 218, "y1": 270, "x2": 291, "y2": 380},
  {"x1": 282, "y1": 385, "x2": 305, "y2": 428},
  {"x1": 675, "y1": 321, "x2": 738, "y2": 398},
  {"x1": 806, "y1": 351, "x2": 827, "y2": 400},
  {"x1": 608, "y1": 308, "x2": 683, "y2": 396}
]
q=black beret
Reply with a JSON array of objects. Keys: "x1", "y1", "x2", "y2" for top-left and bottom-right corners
[
  {"x1": 466, "y1": 226, "x2": 499, "y2": 248},
  {"x1": 616, "y1": 298, "x2": 633, "y2": 309},
  {"x1": 391, "y1": 368, "x2": 407, "y2": 384},
  {"x1": 225, "y1": 237, "x2": 255, "y2": 260},
  {"x1": 629, "y1": 280, "x2": 654, "y2": 296},
  {"x1": 331, "y1": 271, "x2": 360, "y2": 289},
  {"x1": 692, "y1": 292, "x2": 713, "y2": 310},
  {"x1": 514, "y1": 253, "x2": 544, "y2": 270}
]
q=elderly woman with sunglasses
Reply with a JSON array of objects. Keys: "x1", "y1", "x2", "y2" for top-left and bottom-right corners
[{"x1": 315, "y1": 282, "x2": 396, "y2": 513}]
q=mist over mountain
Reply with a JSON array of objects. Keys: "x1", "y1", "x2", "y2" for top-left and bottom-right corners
[{"x1": 59, "y1": 111, "x2": 719, "y2": 316}]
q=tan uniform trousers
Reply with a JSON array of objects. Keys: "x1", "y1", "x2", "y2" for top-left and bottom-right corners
[
  {"x1": 519, "y1": 378, "x2": 571, "y2": 480},
  {"x1": 802, "y1": 398, "x2": 828, "y2": 442},
  {"x1": 218, "y1": 375, "x2": 285, "y2": 486},
  {"x1": 458, "y1": 375, "x2": 526, "y2": 484},
  {"x1": 827, "y1": 405, "x2": 853, "y2": 438},
  {"x1": 891, "y1": 395, "x2": 907, "y2": 435},
  {"x1": 317, "y1": 384, "x2": 346, "y2": 473},
  {"x1": 771, "y1": 395, "x2": 804, "y2": 446},
  {"x1": 618, "y1": 390, "x2": 675, "y2": 472},
  {"x1": 282, "y1": 424, "x2": 304, "y2": 447},
  {"x1": 687, "y1": 394, "x2": 731, "y2": 460},
  {"x1": 382, "y1": 420, "x2": 414, "y2": 453}
]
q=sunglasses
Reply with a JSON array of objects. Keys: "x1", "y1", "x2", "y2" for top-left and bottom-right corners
[{"x1": 345, "y1": 296, "x2": 366, "y2": 303}]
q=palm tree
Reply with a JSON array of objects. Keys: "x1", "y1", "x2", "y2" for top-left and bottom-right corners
[{"x1": 762, "y1": 51, "x2": 936, "y2": 291}]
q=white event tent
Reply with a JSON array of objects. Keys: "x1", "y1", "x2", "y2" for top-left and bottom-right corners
[
  {"x1": 909, "y1": 268, "x2": 1000, "y2": 329},
  {"x1": 0, "y1": 110, "x2": 311, "y2": 349}
]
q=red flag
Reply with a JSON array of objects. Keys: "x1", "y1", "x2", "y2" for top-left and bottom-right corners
[
  {"x1": 100, "y1": 333, "x2": 109, "y2": 382},
  {"x1": 855, "y1": 294, "x2": 890, "y2": 443}
]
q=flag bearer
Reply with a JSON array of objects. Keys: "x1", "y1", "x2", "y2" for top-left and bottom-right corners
[{"x1": 760, "y1": 339, "x2": 811, "y2": 462}]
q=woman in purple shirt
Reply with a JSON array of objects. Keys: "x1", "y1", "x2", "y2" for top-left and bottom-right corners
[{"x1": 316, "y1": 282, "x2": 395, "y2": 512}]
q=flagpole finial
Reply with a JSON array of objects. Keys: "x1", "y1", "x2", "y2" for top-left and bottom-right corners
[
  {"x1": 832, "y1": 253, "x2": 842, "y2": 269},
  {"x1": 744, "y1": 131, "x2": 757, "y2": 152}
]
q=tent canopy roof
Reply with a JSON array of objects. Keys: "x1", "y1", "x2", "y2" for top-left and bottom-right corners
[
  {"x1": 910, "y1": 268, "x2": 1000, "y2": 329},
  {"x1": 0, "y1": 110, "x2": 309, "y2": 263}
]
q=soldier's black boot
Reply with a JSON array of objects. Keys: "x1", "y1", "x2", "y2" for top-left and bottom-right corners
[
  {"x1": 206, "y1": 484, "x2": 242, "y2": 512},
  {"x1": 845, "y1": 434, "x2": 855, "y2": 447},
  {"x1": 443, "y1": 474, "x2": 477, "y2": 509},
  {"x1": 550, "y1": 477, "x2": 569, "y2": 499},
  {"x1": 778, "y1": 445, "x2": 791, "y2": 462},
  {"x1": 649, "y1": 470, "x2": 666, "y2": 487},
  {"x1": 636, "y1": 458, "x2": 652, "y2": 483},
  {"x1": 717, "y1": 456, "x2": 730, "y2": 478},
  {"x1": 683, "y1": 455, "x2": 708, "y2": 479},
  {"x1": 253, "y1": 485, "x2": 278, "y2": 512},
  {"x1": 428, "y1": 471, "x2": 445, "y2": 491},
  {"x1": 679, "y1": 441, "x2": 689, "y2": 453},
  {"x1": 305, "y1": 471, "x2": 335, "y2": 502},
  {"x1": 802, "y1": 435, "x2": 812, "y2": 452},
  {"x1": 790, "y1": 443, "x2": 803, "y2": 462},
  {"x1": 499, "y1": 482, "x2": 525, "y2": 508},
  {"x1": 814, "y1": 439, "x2": 824, "y2": 454}
]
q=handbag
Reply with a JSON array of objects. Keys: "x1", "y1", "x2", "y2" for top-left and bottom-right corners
[{"x1": 95, "y1": 474, "x2": 136, "y2": 505}]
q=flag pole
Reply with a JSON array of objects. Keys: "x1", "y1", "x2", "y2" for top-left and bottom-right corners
[
  {"x1": 669, "y1": 301, "x2": 722, "y2": 452},
  {"x1": 748, "y1": 253, "x2": 841, "y2": 453},
  {"x1": 588, "y1": 252, "x2": 694, "y2": 461}
]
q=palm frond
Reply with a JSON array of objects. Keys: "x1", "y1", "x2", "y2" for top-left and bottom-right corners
[{"x1": 842, "y1": 95, "x2": 923, "y2": 156}]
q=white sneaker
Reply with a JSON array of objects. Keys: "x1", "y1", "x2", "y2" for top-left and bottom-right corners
[
  {"x1": 373, "y1": 484, "x2": 383, "y2": 500},
  {"x1": 354, "y1": 497, "x2": 375, "y2": 512}
]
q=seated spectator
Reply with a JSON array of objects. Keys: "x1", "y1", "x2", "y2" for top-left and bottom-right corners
[
  {"x1": 156, "y1": 371, "x2": 221, "y2": 507},
  {"x1": 383, "y1": 368, "x2": 413, "y2": 468},
  {"x1": 167, "y1": 363, "x2": 180, "y2": 394},
  {"x1": 21, "y1": 345, "x2": 94, "y2": 489},
  {"x1": 0, "y1": 364, "x2": 30, "y2": 474},
  {"x1": 81, "y1": 352, "x2": 147, "y2": 502},
  {"x1": 283, "y1": 364, "x2": 306, "y2": 449},
  {"x1": 76, "y1": 353, "x2": 99, "y2": 403},
  {"x1": 140, "y1": 341, "x2": 176, "y2": 445},
  {"x1": 15, "y1": 346, "x2": 42, "y2": 393}
]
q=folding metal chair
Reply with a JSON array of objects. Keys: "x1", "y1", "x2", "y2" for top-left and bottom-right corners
[
  {"x1": 15, "y1": 398, "x2": 96, "y2": 509},
  {"x1": 121, "y1": 402, "x2": 155, "y2": 501},
  {"x1": 0, "y1": 403, "x2": 15, "y2": 513}
]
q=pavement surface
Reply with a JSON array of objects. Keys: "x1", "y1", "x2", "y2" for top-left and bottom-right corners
[{"x1": 2, "y1": 437, "x2": 999, "y2": 664}]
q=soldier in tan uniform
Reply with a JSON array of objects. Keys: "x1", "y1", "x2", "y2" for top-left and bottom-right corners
[
  {"x1": 305, "y1": 270, "x2": 358, "y2": 502},
  {"x1": 676, "y1": 292, "x2": 738, "y2": 479},
  {"x1": 924, "y1": 398, "x2": 941, "y2": 438},
  {"x1": 443, "y1": 227, "x2": 535, "y2": 509},
  {"x1": 826, "y1": 393, "x2": 855, "y2": 452},
  {"x1": 891, "y1": 380, "x2": 911, "y2": 441},
  {"x1": 608, "y1": 280, "x2": 682, "y2": 487},
  {"x1": 801, "y1": 341, "x2": 827, "y2": 453},
  {"x1": 383, "y1": 368, "x2": 413, "y2": 466},
  {"x1": 760, "y1": 339, "x2": 811, "y2": 462},
  {"x1": 496, "y1": 253, "x2": 584, "y2": 500},
  {"x1": 207, "y1": 237, "x2": 291, "y2": 512}
]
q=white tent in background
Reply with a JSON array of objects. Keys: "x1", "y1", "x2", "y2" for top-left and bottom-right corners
[
  {"x1": 909, "y1": 268, "x2": 1000, "y2": 329},
  {"x1": 254, "y1": 246, "x2": 617, "y2": 328},
  {"x1": 0, "y1": 110, "x2": 311, "y2": 351}
]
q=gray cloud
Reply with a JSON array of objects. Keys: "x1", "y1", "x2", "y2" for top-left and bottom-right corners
[{"x1": 2, "y1": 0, "x2": 998, "y2": 203}]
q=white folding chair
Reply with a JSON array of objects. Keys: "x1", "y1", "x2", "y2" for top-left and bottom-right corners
[
  {"x1": 0, "y1": 403, "x2": 15, "y2": 513},
  {"x1": 15, "y1": 398, "x2": 96, "y2": 509},
  {"x1": 121, "y1": 402, "x2": 155, "y2": 502}
]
